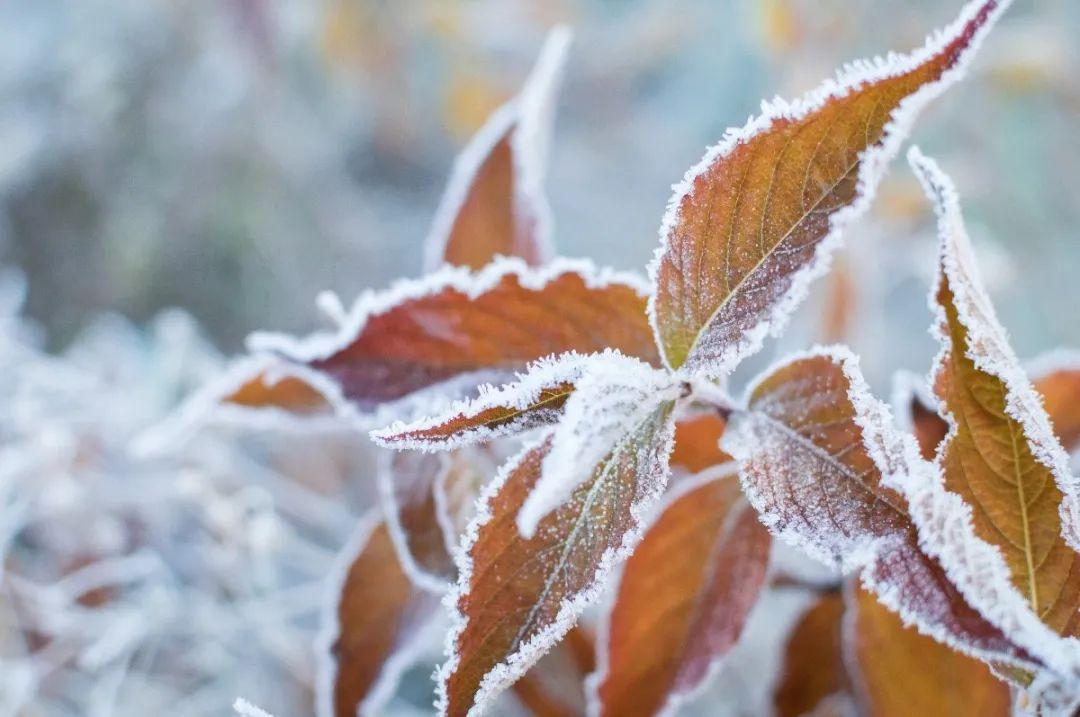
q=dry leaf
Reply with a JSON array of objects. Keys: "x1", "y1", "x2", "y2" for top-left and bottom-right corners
[
  {"x1": 317, "y1": 517, "x2": 440, "y2": 717},
  {"x1": 848, "y1": 585, "x2": 1011, "y2": 716},
  {"x1": 438, "y1": 402, "x2": 676, "y2": 717},
  {"x1": 649, "y1": 0, "x2": 1010, "y2": 375},
  {"x1": 773, "y1": 593, "x2": 850, "y2": 717},
  {"x1": 250, "y1": 259, "x2": 660, "y2": 413},
  {"x1": 589, "y1": 471, "x2": 770, "y2": 717}
]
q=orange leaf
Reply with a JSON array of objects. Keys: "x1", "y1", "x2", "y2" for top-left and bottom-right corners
[
  {"x1": 773, "y1": 593, "x2": 851, "y2": 717},
  {"x1": 425, "y1": 28, "x2": 570, "y2": 271},
  {"x1": 848, "y1": 585, "x2": 1011, "y2": 716},
  {"x1": 439, "y1": 402, "x2": 676, "y2": 717},
  {"x1": 511, "y1": 626, "x2": 595, "y2": 717},
  {"x1": 725, "y1": 347, "x2": 1030, "y2": 670},
  {"x1": 1031, "y1": 355, "x2": 1080, "y2": 453},
  {"x1": 669, "y1": 411, "x2": 733, "y2": 473},
  {"x1": 648, "y1": 0, "x2": 1010, "y2": 374},
  {"x1": 912, "y1": 149, "x2": 1080, "y2": 638},
  {"x1": 317, "y1": 517, "x2": 439, "y2": 717},
  {"x1": 251, "y1": 259, "x2": 660, "y2": 412},
  {"x1": 590, "y1": 471, "x2": 770, "y2": 717},
  {"x1": 381, "y1": 448, "x2": 500, "y2": 591}
]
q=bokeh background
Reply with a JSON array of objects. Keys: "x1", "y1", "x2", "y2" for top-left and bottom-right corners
[{"x1": 0, "y1": 0, "x2": 1076, "y2": 715}]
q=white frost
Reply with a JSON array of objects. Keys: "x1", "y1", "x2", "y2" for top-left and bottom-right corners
[
  {"x1": 517, "y1": 352, "x2": 682, "y2": 537},
  {"x1": 647, "y1": 0, "x2": 1013, "y2": 377},
  {"x1": 370, "y1": 350, "x2": 594, "y2": 452}
]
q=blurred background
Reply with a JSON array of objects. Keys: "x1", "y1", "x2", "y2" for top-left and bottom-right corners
[{"x1": 0, "y1": 0, "x2": 1076, "y2": 715}]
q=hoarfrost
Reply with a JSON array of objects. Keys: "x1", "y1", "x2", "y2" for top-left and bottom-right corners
[{"x1": 517, "y1": 352, "x2": 682, "y2": 537}]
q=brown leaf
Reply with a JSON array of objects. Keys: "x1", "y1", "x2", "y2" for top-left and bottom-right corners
[
  {"x1": 669, "y1": 411, "x2": 733, "y2": 474},
  {"x1": 426, "y1": 29, "x2": 570, "y2": 271},
  {"x1": 512, "y1": 626, "x2": 596, "y2": 717},
  {"x1": 252, "y1": 260, "x2": 660, "y2": 412},
  {"x1": 591, "y1": 472, "x2": 771, "y2": 717},
  {"x1": 439, "y1": 402, "x2": 676, "y2": 717},
  {"x1": 381, "y1": 447, "x2": 502, "y2": 591},
  {"x1": 318, "y1": 518, "x2": 439, "y2": 717},
  {"x1": 916, "y1": 152, "x2": 1080, "y2": 637},
  {"x1": 223, "y1": 366, "x2": 334, "y2": 415},
  {"x1": 371, "y1": 355, "x2": 585, "y2": 451},
  {"x1": 725, "y1": 347, "x2": 1030, "y2": 670},
  {"x1": 648, "y1": 0, "x2": 1009, "y2": 374},
  {"x1": 848, "y1": 585, "x2": 1011, "y2": 716},
  {"x1": 773, "y1": 593, "x2": 850, "y2": 717}
]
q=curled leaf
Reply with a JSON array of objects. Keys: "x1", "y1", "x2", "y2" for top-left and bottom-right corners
[
  {"x1": 848, "y1": 584, "x2": 1011, "y2": 716},
  {"x1": 438, "y1": 402, "x2": 676, "y2": 717},
  {"x1": 425, "y1": 27, "x2": 571, "y2": 271},
  {"x1": 724, "y1": 347, "x2": 1030, "y2": 670},
  {"x1": 773, "y1": 593, "x2": 851, "y2": 717},
  {"x1": 589, "y1": 470, "x2": 770, "y2": 717},
  {"x1": 317, "y1": 517, "x2": 440, "y2": 717},
  {"x1": 649, "y1": 0, "x2": 1011, "y2": 375},
  {"x1": 249, "y1": 258, "x2": 660, "y2": 414}
]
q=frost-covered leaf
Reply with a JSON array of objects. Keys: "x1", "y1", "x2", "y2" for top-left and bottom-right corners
[
  {"x1": 317, "y1": 516, "x2": 440, "y2": 717},
  {"x1": 249, "y1": 258, "x2": 659, "y2": 415},
  {"x1": 424, "y1": 28, "x2": 570, "y2": 271},
  {"x1": 517, "y1": 355, "x2": 682, "y2": 536},
  {"x1": 911, "y1": 149, "x2": 1080, "y2": 638},
  {"x1": 439, "y1": 403, "x2": 676, "y2": 717},
  {"x1": 848, "y1": 584, "x2": 1011, "y2": 716},
  {"x1": 589, "y1": 470, "x2": 770, "y2": 717},
  {"x1": 669, "y1": 410, "x2": 733, "y2": 474},
  {"x1": 648, "y1": 0, "x2": 1011, "y2": 374},
  {"x1": 512, "y1": 626, "x2": 595, "y2": 717},
  {"x1": 1028, "y1": 352, "x2": 1080, "y2": 453},
  {"x1": 371, "y1": 353, "x2": 588, "y2": 451},
  {"x1": 773, "y1": 593, "x2": 851, "y2": 717},
  {"x1": 724, "y1": 347, "x2": 1030, "y2": 669}
]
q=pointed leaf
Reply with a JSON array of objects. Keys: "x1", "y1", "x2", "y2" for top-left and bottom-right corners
[
  {"x1": 892, "y1": 372, "x2": 949, "y2": 461},
  {"x1": 669, "y1": 410, "x2": 733, "y2": 474},
  {"x1": 317, "y1": 517, "x2": 440, "y2": 717},
  {"x1": 724, "y1": 347, "x2": 1030, "y2": 670},
  {"x1": 911, "y1": 149, "x2": 1080, "y2": 637},
  {"x1": 439, "y1": 402, "x2": 676, "y2": 717},
  {"x1": 848, "y1": 584, "x2": 1011, "y2": 716},
  {"x1": 425, "y1": 28, "x2": 570, "y2": 271},
  {"x1": 589, "y1": 470, "x2": 771, "y2": 717},
  {"x1": 512, "y1": 626, "x2": 595, "y2": 717},
  {"x1": 648, "y1": 0, "x2": 1011, "y2": 374},
  {"x1": 372, "y1": 353, "x2": 587, "y2": 451},
  {"x1": 773, "y1": 593, "x2": 851, "y2": 717},
  {"x1": 249, "y1": 258, "x2": 660, "y2": 413}
]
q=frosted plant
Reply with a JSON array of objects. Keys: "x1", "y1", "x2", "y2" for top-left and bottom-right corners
[{"x1": 140, "y1": 0, "x2": 1080, "y2": 715}]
